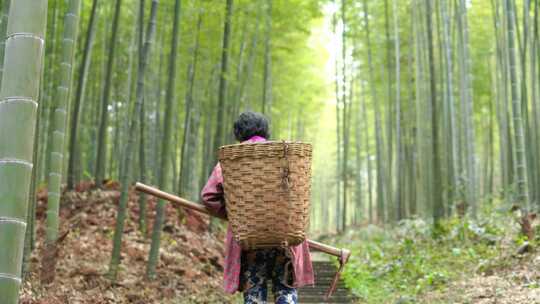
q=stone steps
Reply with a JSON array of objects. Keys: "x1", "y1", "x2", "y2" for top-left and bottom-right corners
[{"x1": 269, "y1": 260, "x2": 355, "y2": 303}]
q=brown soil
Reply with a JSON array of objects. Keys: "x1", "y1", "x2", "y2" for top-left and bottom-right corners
[{"x1": 20, "y1": 183, "x2": 239, "y2": 304}]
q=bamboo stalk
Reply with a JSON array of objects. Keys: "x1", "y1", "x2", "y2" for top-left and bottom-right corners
[
  {"x1": 146, "y1": 0, "x2": 182, "y2": 279},
  {"x1": 134, "y1": 182, "x2": 351, "y2": 259},
  {"x1": 0, "y1": 0, "x2": 48, "y2": 301},
  {"x1": 42, "y1": 0, "x2": 81, "y2": 285}
]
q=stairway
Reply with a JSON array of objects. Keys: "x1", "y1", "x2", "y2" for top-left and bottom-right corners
[
  {"x1": 269, "y1": 260, "x2": 355, "y2": 303},
  {"x1": 298, "y1": 260, "x2": 355, "y2": 303}
]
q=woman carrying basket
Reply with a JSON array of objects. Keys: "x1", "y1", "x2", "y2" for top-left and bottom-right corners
[{"x1": 201, "y1": 111, "x2": 314, "y2": 304}]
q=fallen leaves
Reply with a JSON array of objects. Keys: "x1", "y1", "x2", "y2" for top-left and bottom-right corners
[{"x1": 21, "y1": 185, "x2": 239, "y2": 303}]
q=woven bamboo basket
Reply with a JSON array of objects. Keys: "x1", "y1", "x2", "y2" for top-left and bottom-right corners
[{"x1": 218, "y1": 141, "x2": 312, "y2": 250}]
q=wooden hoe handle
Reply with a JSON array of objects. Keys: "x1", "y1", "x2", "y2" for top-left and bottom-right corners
[{"x1": 134, "y1": 182, "x2": 351, "y2": 259}]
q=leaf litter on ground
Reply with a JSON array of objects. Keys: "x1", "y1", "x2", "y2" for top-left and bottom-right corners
[{"x1": 20, "y1": 183, "x2": 240, "y2": 304}]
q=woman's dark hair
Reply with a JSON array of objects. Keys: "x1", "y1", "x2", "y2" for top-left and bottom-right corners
[{"x1": 233, "y1": 111, "x2": 270, "y2": 142}]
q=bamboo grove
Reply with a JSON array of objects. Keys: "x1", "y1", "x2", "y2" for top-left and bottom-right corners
[
  {"x1": 315, "y1": 0, "x2": 540, "y2": 234},
  {"x1": 0, "y1": 0, "x2": 539, "y2": 301},
  {"x1": 0, "y1": 0, "x2": 327, "y2": 299}
]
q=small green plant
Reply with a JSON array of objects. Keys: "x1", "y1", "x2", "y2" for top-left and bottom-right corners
[{"x1": 338, "y1": 210, "x2": 511, "y2": 303}]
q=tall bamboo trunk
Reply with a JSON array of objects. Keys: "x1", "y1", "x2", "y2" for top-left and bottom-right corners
[
  {"x1": 261, "y1": 0, "x2": 272, "y2": 117},
  {"x1": 384, "y1": 0, "x2": 394, "y2": 223},
  {"x1": 0, "y1": 0, "x2": 48, "y2": 301},
  {"x1": 340, "y1": 0, "x2": 352, "y2": 230},
  {"x1": 138, "y1": 88, "x2": 148, "y2": 234},
  {"x1": 456, "y1": 0, "x2": 478, "y2": 217},
  {"x1": 43, "y1": 0, "x2": 60, "y2": 185},
  {"x1": 440, "y1": 0, "x2": 458, "y2": 213},
  {"x1": 491, "y1": 0, "x2": 512, "y2": 202},
  {"x1": 110, "y1": 0, "x2": 139, "y2": 184},
  {"x1": 212, "y1": 0, "x2": 233, "y2": 158},
  {"x1": 109, "y1": 0, "x2": 158, "y2": 280},
  {"x1": 354, "y1": 73, "x2": 363, "y2": 225},
  {"x1": 22, "y1": 107, "x2": 41, "y2": 278},
  {"x1": 332, "y1": 10, "x2": 342, "y2": 231},
  {"x1": 67, "y1": 0, "x2": 100, "y2": 190},
  {"x1": 200, "y1": 66, "x2": 219, "y2": 183},
  {"x1": 152, "y1": 29, "x2": 165, "y2": 181},
  {"x1": 239, "y1": 8, "x2": 261, "y2": 110},
  {"x1": 413, "y1": 0, "x2": 427, "y2": 217},
  {"x1": 392, "y1": 0, "x2": 402, "y2": 221},
  {"x1": 360, "y1": 74, "x2": 373, "y2": 224},
  {"x1": 521, "y1": 0, "x2": 536, "y2": 206},
  {"x1": 425, "y1": 0, "x2": 443, "y2": 225},
  {"x1": 0, "y1": 0, "x2": 9, "y2": 86},
  {"x1": 506, "y1": 0, "x2": 530, "y2": 208},
  {"x1": 231, "y1": 16, "x2": 248, "y2": 119},
  {"x1": 532, "y1": 0, "x2": 540, "y2": 210},
  {"x1": 138, "y1": 0, "x2": 149, "y2": 235},
  {"x1": 147, "y1": 0, "x2": 181, "y2": 279},
  {"x1": 405, "y1": 3, "x2": 417, "y2": 217},
  {"x1": 207, "y1": 0, "x2": 233, "y2": 231},
  {"x1": 179, "y1": 13, "x2": 202, "y2": 198},
  {"x1": 42, "y1": 0, "x2": 81, "y2": 284},
  {"x1": 94, "y1": 0, "x2": 123, "y2": 187},
  {"x1": 363, "y1": 0, "x2": 387, "y2": 224}
]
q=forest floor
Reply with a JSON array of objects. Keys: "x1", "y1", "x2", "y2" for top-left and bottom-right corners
[
  {"x1": 334, "y1": 206, "x2": 540, "y2": 304},
  {"x1": 421, "y1": 250, "x2": 540, "y2": 303},
  {"x1": 20, "y1": 182, "x2": 239, "y2": 304},
  {"x1": 19, "y1": 184, "x2": 540, "y2": 304}
]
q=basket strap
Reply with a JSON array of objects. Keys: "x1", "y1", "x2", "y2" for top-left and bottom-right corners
[{"x1": 280, "y1": 141, "x2": 292, "y2": 247}]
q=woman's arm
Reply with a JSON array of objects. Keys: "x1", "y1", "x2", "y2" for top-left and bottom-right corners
[{"x1": 201, "y1": 163, "x2": 227, "y2": 219}]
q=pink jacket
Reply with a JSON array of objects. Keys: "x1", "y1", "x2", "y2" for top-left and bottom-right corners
[{"x1": 201, "y1": 136, "x2": 314, "y2": 294}]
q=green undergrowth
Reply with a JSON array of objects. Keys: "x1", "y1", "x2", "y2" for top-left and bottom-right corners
[{"x1": 335, "y1": 204, "x2": 534, "y2": 303}]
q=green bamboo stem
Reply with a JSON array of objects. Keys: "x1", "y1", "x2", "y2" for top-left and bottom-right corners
[
  {"x1": 147, "y1": 0, "x2": 181, "y2": 279},
  {"x1": 22, "y1": 118, "x2": 39, "y2": 279},
  {"x1": 457, "y1": 0, "x2": 478, "y2": 217},
  {"x1": 363, "y1": 0, "x2": 387, "y2": 224},
  {"x1": 392, "y1": 0, "x2": 402, "y2": 221},
  {"x1": 67, "y1": 0, "x2": 99, "y2": 190},
  {"x1": 178, "y1": 12, "x2": 202, "y2": 198},
  {"x1": 332, "y1": 9, "x2": 342, "y2": 232},
  {"x1": 360, "y1": 78, "x2": 373, "y2": 223},
  {"x1": 506, "y1": 0, "x2": 530, "y2": 208},
  {"x1": 138, "y1": 0, "x2": 149, "y2": 235},
  {"x1": 425, "y1": 0, "x2": 443, "y2": 225},
  {"x1": 0, "y1": 0, "x2": 9, "y2": 86},
  {"x1": 383, "y1": 0, "x2": 394, "y2": 223},
  {"x1": 341, "y1": 0, "x2": 350, "y2": 230},
  {"x1": 261, "y1": 0, "x2": 272, "y2": 116},
  {"x1": 45, "y1": 0, "x2": 80, "y2": 248},
  {"x1": 109, "y1": 0, "x2": 158, "y2": 281},
  {"x1": 0, "y1": 0, "x2": 48, "y2": 302},
  {"x1": 94, "y1": 0, "x2": 123, "y2": 187},
  {"x1": 212, "y1": 0, "x2": 234, "y2": 157},
  {"x1": 43, "y1": 0, "x2": 60, "y2": 187},
  {"x1": 41, "y1": 0, "x2": 80, "y2": 284}
]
